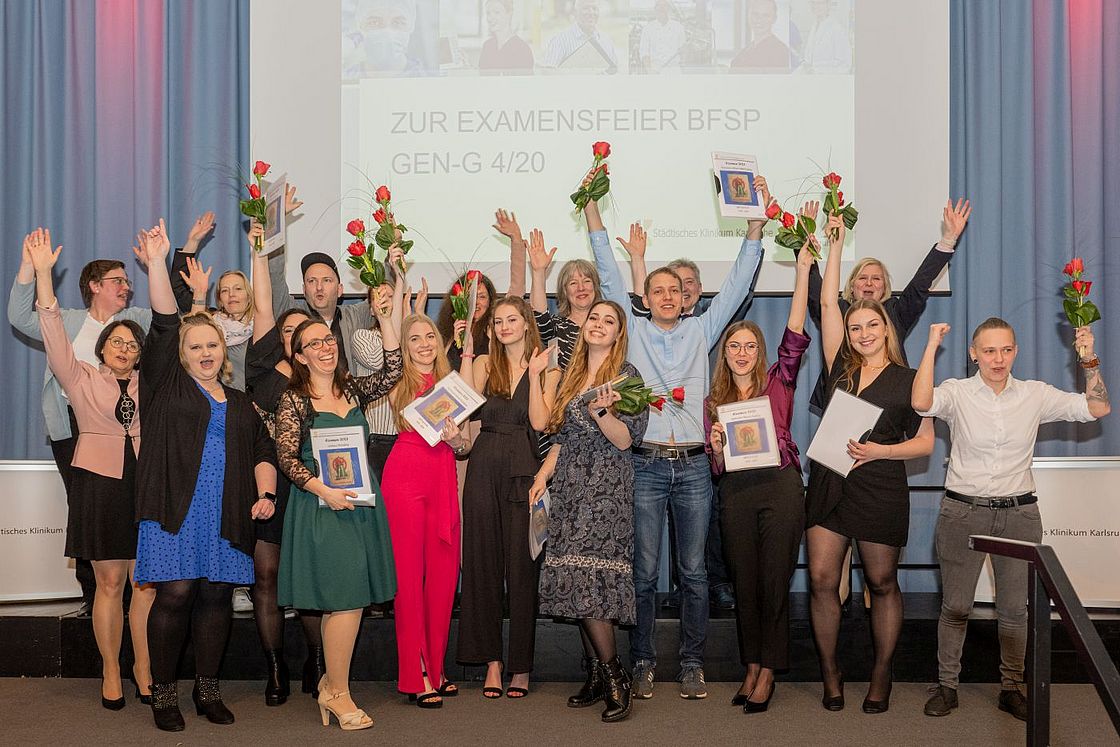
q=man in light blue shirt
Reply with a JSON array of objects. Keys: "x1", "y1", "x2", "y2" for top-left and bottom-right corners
[{"x1": 584, "y1": 190, "x2": 767, "y2": 699}]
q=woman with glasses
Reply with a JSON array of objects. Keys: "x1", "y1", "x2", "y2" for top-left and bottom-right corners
[
  {"x1": 274, "y1": 245, "x2": 405, "y2": 731},
  {"x1": 26, "y1": 229, "x2": 156, "y2": 710},
  {"x1": 704, "y1": 240, "x2": 814, "y2": 714}
]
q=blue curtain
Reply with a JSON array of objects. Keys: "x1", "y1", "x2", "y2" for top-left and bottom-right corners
[{"x1": 1, "y1": 0, "x2": 249, "y2": 459}]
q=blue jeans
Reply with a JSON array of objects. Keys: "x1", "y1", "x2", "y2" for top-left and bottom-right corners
[{"x1": 629, "y1": 452, "x2": 711, "y2": 669}]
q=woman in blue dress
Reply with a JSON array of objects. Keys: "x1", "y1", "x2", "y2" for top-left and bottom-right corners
[{"x1": 132, "y1": 222, "x2": 278, "y2": 733}]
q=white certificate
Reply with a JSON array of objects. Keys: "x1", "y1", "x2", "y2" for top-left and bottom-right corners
[
  {"x1": 806, "y1": 389, "x2": 884, "y2": 478},
  {"x1": 529, "y1": 488, "x2": 550, "y2": 561},
  {"x1": 310, "y1": 424, "x2": 376, "y2": 507},
  {"x1": 401, "y1": 371, "x2": 486, "y2": 447},
  {"x1": 717, "y1": 397, "x2": 781, "y2": 472},
  {"x1": 262, "y1": 172, "x2": 287, "y2": 254},
  {"x1": 712, "y1": 152, "x2": 764, "y2": 220}
]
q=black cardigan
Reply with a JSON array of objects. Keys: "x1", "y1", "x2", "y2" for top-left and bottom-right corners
[{"x1": 135, "y1": 312, "x2": 276, "y2": 554}]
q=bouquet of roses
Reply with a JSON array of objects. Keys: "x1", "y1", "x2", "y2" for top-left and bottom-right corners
[
  {"x1": 570, "y1": 141, "x2": 612, "y2": 211},
  {"x1": 1062, "y1": 257, "x2": 1101, "y2": 329},
  {"x1": 240, "y1": 160, "x2": 271, "y2": 252},
  {"x1": 767, "y1": 202, "x2": 820, "y2": 260},
  {"x1": 594, "y1": 375, "x2": 686, "y2": 415},
  {"x1": 821, "y1": 171, "x2": 858, "y2": 240},
  {"x1": 448, "y1": 270, "x2": 482, "y2": 349},
  {"x1": 344, "y1": 185, "x2": 413, "y2": 289}
]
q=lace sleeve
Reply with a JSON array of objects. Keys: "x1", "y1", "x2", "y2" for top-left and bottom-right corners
[
  {"x1": 275, "y1": 390, "x2": 315, "y2": 489},
  {"x1": 350, "y1": 347, "x2": 403, "y2": 406}
]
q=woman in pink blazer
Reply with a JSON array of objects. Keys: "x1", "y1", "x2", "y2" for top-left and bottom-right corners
[{"x1": 27, "y1": 229, "x2": 156, "y2": 710}]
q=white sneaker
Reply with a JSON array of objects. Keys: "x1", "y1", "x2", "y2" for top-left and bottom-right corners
[{"x1": 232, "y1": 587, "x2": 254, "y2": 613}]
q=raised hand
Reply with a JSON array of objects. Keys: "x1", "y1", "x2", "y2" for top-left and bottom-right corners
[
  {"x1": 409, "y1": 277, "x2": 429, "y2": 315},
  {"x1": 138, "y1": 220, "x2": 171, "y2": 264},
  {"x1": 927, "y1": 322, "x2": 951, "y2": 348},
  {"x1": 25, "y1": 228, "x2": 61, "y2": 274},
  {"x1": 616, "y1": 222, "x2": 647, "y2": 258},
  {"x1": 796, "y1": 237, "x2": 817, "y2": 272},
  {"x1": 386, "y1": 243, "x2": 406, "y2": 274},
  {"x1": 1074, "y1": 326, "x2": 1095, "y2": 360},
  {"x1": 528, "y1": 346, "x2": 550, "y2": 377},
  {"x1": 179, "y1": 256, "x2": 213, "y2": 300},
  {"x1": 372, "y1": 283, "x2": 393, "y2": 319},
  {"x1": 800, "y1": 200, "x2": 820, "y2": 223},
  {"x1": 246, "y1": 220, "x2": 265, "y2": 251},
  {"x1": 942, "y1": 198, "x2": 972, "y2": 241},
  {"x1": 752, "y1": 174, "x2": 772, "y2": 208},
  {"x1": 826, "y1": 214, "x2": 845, "y2": 245},
  {"x1": 186, "y1": 211, "x2": 216, "y2": 246},
  {"x1": 285, "y1": 184, "x2": 303, "y2": 214},
  {"x1": 527, "y1": 228, "x2": 558, "y2": 273},
  {"x1": 492, "y1": 208, "x2": 523, "y2": 241}
]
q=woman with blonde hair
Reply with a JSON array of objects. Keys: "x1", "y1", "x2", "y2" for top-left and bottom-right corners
[
  {"x1": 529, "y1": 298, "x2": 647, "y2": 721},
  {"x1": 132, "y1": 221, "x2": 278, "y2": 732},
  {"x1": 527, "y1": 228, "x2": 602, "y2": 368},
  {"x1": 805, "y1": 217, "x2": 935, "y2": 715},
  {"x1": 457, "y1": 295, "x2": 545, "y2": 698},
  {"x1": 380, "y1": 312, "x2": 468, "y2": 707}
]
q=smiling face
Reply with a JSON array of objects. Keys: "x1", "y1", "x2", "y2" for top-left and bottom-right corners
[
  {"x1": 564, "y1": 270, "x2": 597, "y2": 314},
  {"x1": 280, "y1": 312, "x2": 311, "y2": 358},
  {"x1": 405, "y1": 318, "x2": 440, "y2": 371},
  {"x1": 971, "y1": 328, "x2": 1018, "y2": 392},
  {"x1": 846, "y1": 307, "x2": 888, "y2": 361},
  {"x1": 674, "y1": 266, "x2": 702, "y2": 312},
  {"x1": 492, "y1": 302, "x2": 528, "y2": 347},
  {"x1": 723, "y1": 328, "x2": 760, "y2": 377},
  {"x1": 92, "y1": 269, "x2": 132, "y2": 315},
  {"x1": 576, "y1": 0, "x2": 600, "y2": 32},
  {"x1": 302, "y1": 264, "x2": 342, "y2": 316},
  {"x1": 99, "y1": 324, "x2": 140, "y2": 377},
  {"x1": 181, "y1": 323, "x2": 225, "y2": 384},
  {"x1": 643, "y1": 269, "x2": 684, "y2": 326},
  {"x1": 582, "y1": 302, "x2": 622, "y2": 349},
  {"x1": 472, "y1": 282, "x2": 491, "y2": 322},
  {"x1": 217, "y1": 272, "x2": 250, "y2": 317},
  {"x1": 852, "y1": 262, "x2": 887, "y2": 301},
  {"x1": 294, "y1": 322, "x2": 339, "y2": 377}
]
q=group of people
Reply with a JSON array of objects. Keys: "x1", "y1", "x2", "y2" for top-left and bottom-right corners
[{"x1": 9, "y1": 172, "x2": 1109, "y2": 733}]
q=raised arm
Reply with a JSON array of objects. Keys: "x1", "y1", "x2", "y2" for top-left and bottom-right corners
[
  {"x1": 585, "y1": 200, "x2": 632, "y2": 312},
  {"x1": 250, "y1": 223, "x2": 274, "y2": 342},
  {"x1": 797, "y1": 200, "x2": 825, "y2": 329},
  {"x1": 1075, "y1": 326, "x2": 1111, "y2": 419},
  {"x1": 912, "y1": 323, "x2": 949, "y2": 413},
  {"x1": 8, "y1": 229, "x2": 52, "y2": 340},
  {"x1": 892, "y1": 199, "x2": 971, "y2": 336},
  {"x1": 180, "y1": 211, "x2": 215, "y2": 256},
  {"x1": 140, "y1": 220, "x2": 177, "y2": 315},
  {"x1": 527, "y1": 228, "x2": 558, "y2": 314},
  {"x1": 616, "y1": 221, "x2": 648, "y2": 299},
  {"x1": 788, "y1": 237, "x2": 814, "y2": 335},
  {"x1": 493, "y1": 209, "x2": 527, "y2": 297},
  {"x1": 820, "y1": 216, "x2": 846, "y2": 371},
  {"x1": 27, "y1": 233, "x2": 84, "y2": 390}
]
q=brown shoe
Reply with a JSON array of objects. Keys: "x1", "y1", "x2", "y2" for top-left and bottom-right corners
[
  {"x1": 923, "y1": 685, "x2": 958, "y2": 716},
  {"x1": 998, "y1": 689, "x2": 1027, "y2": 721}
]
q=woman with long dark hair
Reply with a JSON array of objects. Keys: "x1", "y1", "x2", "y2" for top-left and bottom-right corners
[
  {"x1": 704, "y1": 244, "x2": 813, "y2": 713},
  {"x1": 806, "y1": 218, "x2": 934, "y2": 714},
  {"x1": 436, "y1": 271, "x2": 496, "y2": 371},
  {"x1": 530, "y1": 299, "x2": 647, "y2": 722}
]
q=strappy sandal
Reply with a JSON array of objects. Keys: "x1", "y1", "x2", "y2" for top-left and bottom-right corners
[
  {"x1": 437, "y1": 680, "x2": 459, "y2": 697},
  {"x1": 506, "y1": 686, "x2": 529, "y2": 699}
]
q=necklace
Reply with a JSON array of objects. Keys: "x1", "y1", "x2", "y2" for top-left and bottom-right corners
[{"x1": 862, "y1": 361, "x2": 888, "y2": 370}]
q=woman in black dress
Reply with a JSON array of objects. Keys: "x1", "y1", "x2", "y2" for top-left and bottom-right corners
[
  {"x1": 805, "y1": 219, "x2": 934, "y2": 715},
  {"x1": 457, "y1": 295, "x2": 544, "y2": 698},
  {"x1": 243, "y1": 228, "x2": 320, "y2": 705}
]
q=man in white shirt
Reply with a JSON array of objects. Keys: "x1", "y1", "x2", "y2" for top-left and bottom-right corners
[
  {"x1": 912, "y1": 318, "x2": 1110, "y2": 721},
  {"x1": 639, "y1": 1, "x2": 686, "y2": 73},
  {"x1": 542, "y1": 0, "x2": 618, "y2": 71}
]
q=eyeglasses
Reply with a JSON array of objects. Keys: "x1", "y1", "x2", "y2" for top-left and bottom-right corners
[
  {"x1": 101, "y1": 276, "x2": 131, "y2": 288},
  {"x1": 301, "y1": 335, "x2": 338, "y2": 351},
  {"x1": 725, "y1": 342, "x2": 759, "y2": 354},
  {"x1": 106, "y1": 336, "x2": 140, "y2": 353}
]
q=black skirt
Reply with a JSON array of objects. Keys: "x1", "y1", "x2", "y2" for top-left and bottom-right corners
[{"x1": 65, "y1": 439, "x2": 138, "y2": 561}]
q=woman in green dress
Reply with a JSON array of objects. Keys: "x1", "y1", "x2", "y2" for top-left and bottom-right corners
[{"x1": 275, "y1": 255, "x2": 404, "y2": 731}]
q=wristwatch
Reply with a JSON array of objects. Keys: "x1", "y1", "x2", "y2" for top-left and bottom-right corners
[
  {"x1": 595, "y1": 407, "x2": 609, "y2": 418},
  {"x1": 259, "y1": 491, "x2": 277, "y2": 504}
]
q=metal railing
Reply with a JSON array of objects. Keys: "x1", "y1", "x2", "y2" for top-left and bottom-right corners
[{"x1": 969, "y1": 535, "x2": 1120, "y2": 746}]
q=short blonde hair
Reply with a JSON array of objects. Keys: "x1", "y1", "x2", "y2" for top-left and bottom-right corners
[
  {"x1": 216, "y1": 270, "x2": 254, "y2": 323},
  {"x1": 842, "y1": 258, "x2": 893, "y2": 304},
  {"x1": 178, "y1": 312, "x2": 233, "y2": 383}
]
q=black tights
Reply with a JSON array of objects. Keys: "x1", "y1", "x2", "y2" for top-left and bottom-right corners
[
  {"x1": 252, "y1": 541, "x2": 322, "y2": 652},
  {"x1": 578, "y1": 619, "x2": 617, "y2": 662},
  {"x1": 148, "y1": 579, "x2": 233, "y2": 682},
  {"x1": 808, "y1": 529, "x2": 902, "y2": 701}
]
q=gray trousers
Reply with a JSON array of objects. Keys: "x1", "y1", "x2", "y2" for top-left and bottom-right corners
[{"x1": 934, "y1": 495, "x2": 1043, "y2": 692}]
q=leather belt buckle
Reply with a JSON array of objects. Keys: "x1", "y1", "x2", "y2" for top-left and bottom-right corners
[
  {"x1": 988, "y1": 497, "x2": 1014, "y2": 510},
  {"x1": 661, "y1": 447, "x2": 682, "y2": 460}
]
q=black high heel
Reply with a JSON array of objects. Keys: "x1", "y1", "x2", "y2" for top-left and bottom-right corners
[
  {"x1": 134, "y1": 684, "x2": 152, "y2": 706},
  {"x1": 264, "y1": 649, "x2": 290, "y2": 706},
  {"x1": 302, "y1": 646, "x2": 325, "y2": 698},
  {"x1": 101, "y1": 678, "x2": 125, "y2": 710},
  {"x1": 743, "y1": 681, "x2": 775, "y2": 714},
  {"x1": 192, "y1": 677, "x2": 235, "y2": 725},
  {"x1": 862, "y1": 680, "x2": 892, "y2": 714},
  {"x1": 821, "y1": 674, "x2": 845, "y2": 711}
]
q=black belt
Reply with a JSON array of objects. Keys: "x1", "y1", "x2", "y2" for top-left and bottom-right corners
[
  {"x1": 632, "y1": 443, "x2": 706, "y2": 460},
  {"x1": 945, "y1": 489, "x2": 1037, "y2": 509}
]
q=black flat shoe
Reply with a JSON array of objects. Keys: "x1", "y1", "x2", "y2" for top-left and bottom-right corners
[
  {"x1": 743, "y1": 682, "x2": 774, "y2": 714},
  {"x1": 822, "y1": 675, "x2": 845, "y2": 711},
  {"x1": 192, "y1": 677, "x2": 235, "y2": 725},
  {"x1": 150, "y1": 682, "x2": 184, "y2": 732},
  {"x1": 437, "y1": 680, "x2": 459, "y2": 697},
  {"x1": 410, "y1": 691, "x2": 443, "y2": 709}
]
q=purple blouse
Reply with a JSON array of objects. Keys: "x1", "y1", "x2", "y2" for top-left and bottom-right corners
[{"x1": 704, "y1": 326, "x2": 811, "y2": 474}]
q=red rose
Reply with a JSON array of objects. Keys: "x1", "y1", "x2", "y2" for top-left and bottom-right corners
[
  {"x1": 592, "y1": 141, "x2": 611, "y2": 159},
  {"x1": 1072, "y1": 280, "x2": 1091, "y2": 296},
  {"x1": 1063, "y1": 261, "x2": 1075, "y2": 277},
  {"x1": 837, "y1": 191, "x2": 844, "y2": 207},
  {"x1": 671, "y1": 386, "x2": 685, "y2": 403},
  {"x1": 650, "y1": 397, "x2": 666, "y2": 412},
  {"x1": 765, "y1": 202, "x2": 782, "y2": 220},
  {"x1": 465, "y1": 269, "x2": 482, "y2": 283},
  {"x1": 347, "y1": 240, "x2": 366, "y2": 257},
  {"x1": 781, "y1": 211, "x2": 796, "y2": 229},
  {"x1": 372, "y1": 208, "x2": 387, "y2": 224},
  {"x1": 451, "y1": 282, "x2": 464, "y2": 295},
  {"x1": 346, "y1": 219, "x2": 365, "y2": 236},
  {"x1": 246, "y1": 183, "x2": 261, "y2": 200},
  {"x1": 822, "y1": 172, "x2": 841, "y2": 189},
  {"x1": 1083, "y1": 280, "x2": 1092, "y2": 295},
  {"x1": 375, "y1": 185, "x2": 391, "y2": 203},
  {"x1": 1070, "y1": 257, "x2": 1084, "y2": 275},
  {"x1": 252, "y1": 160, "x2": 270, "y2": 177}
]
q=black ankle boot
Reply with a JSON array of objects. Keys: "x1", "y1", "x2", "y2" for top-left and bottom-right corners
[
  {"x1": 568, "y1": 657, "x2": 603, "y2": 708},
  {"x1": 302, "y1": 646, "x2": 325, "y2": 698},
  {"x1": 264, "y1": 649, "x2": 290, "y2": 706},
  {"x1": 192, "y1": 676, "x2": 235, "y2": 725},
  {"x1": 150, "y1": 682, "x2": 185, "y2": 732},
  {"x1": 600, "y1": 657, "x2": 633, "y2": 723}
]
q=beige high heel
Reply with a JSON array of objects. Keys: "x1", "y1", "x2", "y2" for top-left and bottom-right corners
[{"x1": 317, "y1": 677, "x2": 373, "y2": 731}]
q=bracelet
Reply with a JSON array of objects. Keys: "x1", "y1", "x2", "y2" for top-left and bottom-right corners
[
  {"x1": 1080, "y1": 356, "x2": 1100, "y2": 370},
  {"x1": 462, "y1": 353, "x2": 476, "y2": 359},
  {"x1": 192, "y1": 298, "x2": 206, "y2": 305}
]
